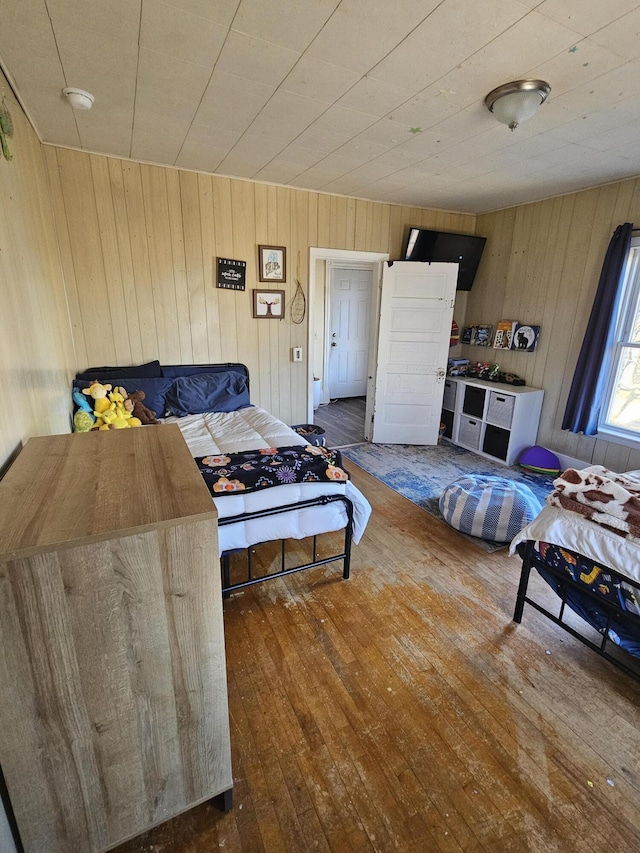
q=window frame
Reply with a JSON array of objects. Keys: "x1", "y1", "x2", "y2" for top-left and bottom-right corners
[{"x1": 598, "y1": 235, "x2": 640, "y2": 447}]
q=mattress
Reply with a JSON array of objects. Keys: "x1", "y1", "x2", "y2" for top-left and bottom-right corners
[{"x1": 162, "y1": 406, "x2": 372, "y2": 554}]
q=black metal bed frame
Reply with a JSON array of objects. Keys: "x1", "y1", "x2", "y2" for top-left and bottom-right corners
[
  {"x1": 219, "y1": 493, "x2": 354, "y2": 596},
  {"x1": 514, "y1": 540, "x2": 640, "y2": 682}
]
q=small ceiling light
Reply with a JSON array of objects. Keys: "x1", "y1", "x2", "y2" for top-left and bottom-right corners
[
  {"x1": 62, "y1": 87, "x2": 95, "y2": 110},
  {"x1": 484, "y1": 80, "x2": 550, "y2": 131}
]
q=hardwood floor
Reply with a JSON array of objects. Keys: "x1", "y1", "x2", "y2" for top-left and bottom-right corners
[
  {"x1": 114, "y1": 463, "x2": 640, "y2": 853},
  {"x1": 313, "y1": 397, "x2": 366, "y2": 448}
]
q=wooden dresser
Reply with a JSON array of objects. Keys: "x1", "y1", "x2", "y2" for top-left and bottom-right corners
[{"x1": 0, "y1": 425, "x2": 232, "y2": 852}]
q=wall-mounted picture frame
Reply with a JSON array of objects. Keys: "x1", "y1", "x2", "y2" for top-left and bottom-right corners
[
  {"x1": 258, "y1": 244, "x2": 286, "y2": 282},
  {"x1": 216, "y1": 256, "x2": 246, "y2": 290},
  {"x1": 252, "y1": 289, "x2": 285, "y2": 319}
]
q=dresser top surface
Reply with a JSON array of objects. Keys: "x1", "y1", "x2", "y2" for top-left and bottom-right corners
[{"x1": 0, "y1": 424, "x2": 217, "y2": 559}]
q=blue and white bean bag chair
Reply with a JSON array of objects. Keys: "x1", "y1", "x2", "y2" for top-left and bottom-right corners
[{"x1": 439, "y1": 475, "x2": 543, "y2": 543}]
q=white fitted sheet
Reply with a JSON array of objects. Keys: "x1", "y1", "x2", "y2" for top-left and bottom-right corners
[{"x1": 162, "y1": 407, "x2": 371, "y2": 555}]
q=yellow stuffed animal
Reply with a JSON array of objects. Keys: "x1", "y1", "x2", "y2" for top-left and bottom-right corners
[
  {"x1": 82, "y1": 381, "x2": 112, "y2": 415},
  {"x1": 91, "y1": 384, "x2": 143, "y2": 429}
]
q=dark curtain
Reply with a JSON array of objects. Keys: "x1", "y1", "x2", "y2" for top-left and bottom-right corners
[{"x1": 562, "y1": 222, "x2": 633, "y2": 435}]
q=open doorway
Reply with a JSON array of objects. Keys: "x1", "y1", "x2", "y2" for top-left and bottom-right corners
[{"x1": 307, "y1": 248, "x2": 389, "y2": 445}]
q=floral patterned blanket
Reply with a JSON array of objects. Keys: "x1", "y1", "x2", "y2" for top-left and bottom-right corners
[{"x1": 195, "y1": 445, "x2": 349, "y2": 496}]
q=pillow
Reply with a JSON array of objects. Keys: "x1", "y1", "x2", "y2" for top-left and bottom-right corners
[
  {"x1": 74, "y1": 376, "x2": 173, "y2": 418},
  {"x1": 76, "y1": 360, "x2": 162, "y2": 380},
  {"x1": 165, "y1": 372, "x2": 250, "y2": 416},
  {"x1": 162, "y1": 364, "x2": 247, "y2": 380}
]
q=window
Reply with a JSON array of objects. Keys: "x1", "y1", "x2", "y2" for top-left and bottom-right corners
[{"x1": 600, "y1": 236, "x2": 640, "y2": 442}]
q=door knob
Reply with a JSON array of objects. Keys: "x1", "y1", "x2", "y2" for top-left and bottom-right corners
[{"x1": 331, "y1": 342, "x2": 337, "y2": 347}]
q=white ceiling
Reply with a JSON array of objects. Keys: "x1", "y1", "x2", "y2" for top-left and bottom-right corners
[{"x1": 2, "y1": 0, "x2": 640, "y2": 214}]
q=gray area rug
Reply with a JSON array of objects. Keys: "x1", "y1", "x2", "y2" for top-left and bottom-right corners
[{"x1": 342, "y1": 439, "x2": 555, "y2": 553}]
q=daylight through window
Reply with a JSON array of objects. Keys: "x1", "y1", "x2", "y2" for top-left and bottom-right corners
[{"x1": 601, "y1": 236, "x2": 640, "y2": 440}]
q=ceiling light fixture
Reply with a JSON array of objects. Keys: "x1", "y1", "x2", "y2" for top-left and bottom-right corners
[
  {"x1": 62, "y1": 87, "x2": 95, "y2": 110},
  {"x1": 484, "y1": 79, "x2": 550, "y2": 131}
]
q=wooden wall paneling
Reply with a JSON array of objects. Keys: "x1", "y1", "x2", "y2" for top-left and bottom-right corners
[
  {"x1": 231, "y1": 180, "x2": 261, "y2": 409},
  {"x1": 121, "y1": 162, "x2": 162, "y2": 363},
  {"x1": 276, "y1": 186, "x2": 292, "y2": 424},
  {"x1": 388, "y1": 204, "x2": 404, "y2": 261},
  {"x1": 290, "y1": 189, "x2": 309, "y2": 421},
  {"x1": 508, "y1": 204, "x2": 536, "y2": 335},
  {"x1": 0, "y1": 98, "x2": 71, "y2": 464},
  {"x1": 197, "y1": 173, "x2": 223, "y2": 364},
  {"x1": 211, "y1": 176, "x2": 238, "y2": 363},
  {"x1": 609, "y1": 177, "x2": 637, "y2": 230},
  {"x1": 178, "y1": 170, "x2": 208, "y2": 364},
  {"x1": 529, "y1": 196, "x2": 567, "y2": 392},
  {"x1": 269, "y1": 184, "x2": 283, "y2": 416},
  {"x1": 307, "y1": 192, "x2": 319, "y2": 249},
  {"x1": 106, "y1": 158, "x2": 145, "y2": 367},
  {"x1": 345, "y1": 197, "x2": 357, "y2": 251},
  {"x1": 571, "y1": 184, "x2": 626, "y2": 466},
  {"x1": 364, "y1": 200, "x2": 377, "y2": 251},
  {"x1": 141, "y1": 166, "x2": 182, "y2": 364},
  {"x1": 253, "y1": 183, "x2": 274, "y2": 412},
  {"x1": 377, "y1": 203, "x2": 391, "y2": 255},
  {"x1": 354, "y1": 199, "x2": 368, "y2": 250},
  {"x1": 317, "y1": 194, "x2": 332, "y2": 249},
  {"x1": 540, "y1": 190, "x2": 600, "y2": 460},
  {"x1": 527, "y1": 194, "x2": 575, "y2": 447},
  {"x1": 329, "y1": 195, "x2": 346, "y2": 250},
  {"x1": 43, "y1": 147, "x2": 87, "y2": 369},
  {"x1": 165, "y1": 169, "x2": 193, "y2": 364},
  {"x1": 518, "y1": 203, "x2": 549, "y2": 388},
  {"x1": 600, "y1": 439, "x2": 632, "y2": 474},
  {"x1": 56, "y1": 148, "x2": 118, "y2": 368},
  {"x1": 88, "y1": 155, "x2": 134, "y2": 366}
]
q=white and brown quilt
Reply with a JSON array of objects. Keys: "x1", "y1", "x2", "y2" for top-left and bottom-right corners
[{"x1": 547, "y1": 465, "x2": 640, "y2": 543}]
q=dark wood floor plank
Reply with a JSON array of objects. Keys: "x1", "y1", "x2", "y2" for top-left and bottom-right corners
[{"x1": 313, "y1": 396, "x2": 366, "y2": 447}]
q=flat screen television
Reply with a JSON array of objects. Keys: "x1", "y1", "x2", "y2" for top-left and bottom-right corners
[{"x1": 403, "y1": 228, "x2": 487, "y2": 291}]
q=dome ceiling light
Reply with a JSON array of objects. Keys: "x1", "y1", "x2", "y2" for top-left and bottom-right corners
[
  {"x1": 484, "y1": 80, "x2": 551, "y2": 131},
  {"x1": 62, "y1": 87, "x2": 95, "y2": 110}
]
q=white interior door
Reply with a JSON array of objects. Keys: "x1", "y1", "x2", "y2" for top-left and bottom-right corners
[
  {"x1": 372, "y1": 261, "x2": 458, "y2": 444},
  {"x1": 328, "y1": 267, "x2": 373, "y2": 398}
]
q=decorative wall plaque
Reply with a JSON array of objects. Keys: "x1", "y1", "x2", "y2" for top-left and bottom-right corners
[{"x1": 216, "y1": 257, "x2": 246, "y2": 290}]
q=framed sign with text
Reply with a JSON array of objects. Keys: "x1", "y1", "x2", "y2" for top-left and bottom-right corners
[{"x1": 216, "y1": 257, "x2": 246, "y2": 291}]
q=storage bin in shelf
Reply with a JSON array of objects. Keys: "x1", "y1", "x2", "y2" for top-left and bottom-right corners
[{"x1": 440, "y1": 376, "x2": 544, "y2": 466}]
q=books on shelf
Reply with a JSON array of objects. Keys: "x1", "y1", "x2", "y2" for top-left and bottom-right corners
[
  {"x1": 463, "y1": 320, "x2": 541, "y2": 351},
  {"x1": 511, "y1": 324, "x2": 541, "y2": 352},
  {"x1": 471, "y1": 324, "x2": 492, "y2": 346},
  {"x1": 493, "y1": 320, "x2": 517, "y2": 350}
]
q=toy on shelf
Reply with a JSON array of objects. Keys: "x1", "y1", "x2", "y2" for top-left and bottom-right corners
[{"x1": 446, "y1": 360, "x2": 526, "y2": 386}]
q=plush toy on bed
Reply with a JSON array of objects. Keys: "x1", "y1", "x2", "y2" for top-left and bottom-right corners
[
  {"x1": 126, "y1": 390, "x2": 159, "y2": 425},
  {"x1": 73, "y1": 409, "x2": 95, "y2": 432},
  {"x1": 82, "y1": 380, "x2": 112, "y2": 415}
]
